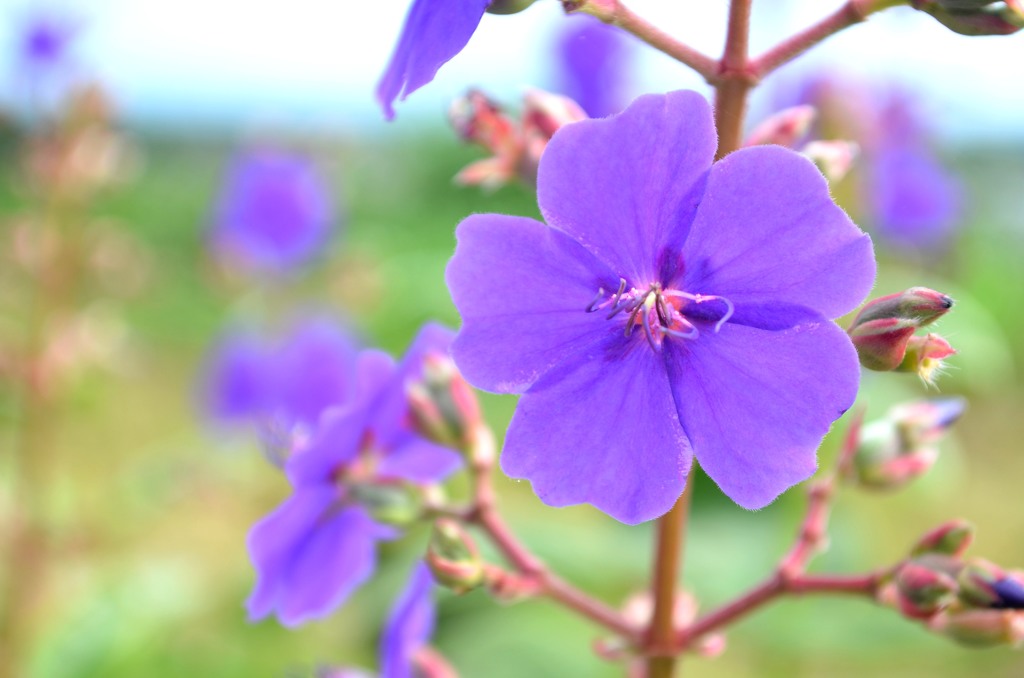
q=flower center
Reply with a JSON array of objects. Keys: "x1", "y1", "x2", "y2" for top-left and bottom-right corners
[{"x1": 586, "y1": 278, "x2": 733, "y2": 350}]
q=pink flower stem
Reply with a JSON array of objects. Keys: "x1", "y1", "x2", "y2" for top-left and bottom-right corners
[
  {"x1": 464, "y1": 425, "x2": 638, "y2": 639},
  {"x1": 605, "y1": 2, "x2": 719, "y2": 83},
  {"x1": 752, "y1": 0, "x2": 908, "y2": 80},
  {"x1": 678, "y1": 570, "x2": 886, "y2": 647},
  {"x1": 643, "y1": 476, "x2": 694, "y2": 678},
  {"x1": 714, "y1": 0, "x2": 755, "y2": 161}
]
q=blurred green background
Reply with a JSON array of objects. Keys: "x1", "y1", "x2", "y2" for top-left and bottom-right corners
[{"x1": 2, "y1": 114, "x2": 1024, "y2": 678}]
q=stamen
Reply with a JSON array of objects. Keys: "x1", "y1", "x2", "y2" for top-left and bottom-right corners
[
  {"x1": 585, "y1": 287, "x2": 606, "y2": 313},
  {"x1": 662, "y1": 290, "x2": 735, "y2": 332}
]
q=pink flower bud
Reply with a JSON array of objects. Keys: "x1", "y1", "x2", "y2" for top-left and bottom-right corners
[
  {"x1": 848, "y1": 287, "x2": 954, "y2": 373},
  {"x1": 915, "y1": 0, "x2": 1023, "y2": 35},
  {"x1": 911, "y1": 520, "x2": 975, "y2": 558},
  {"x1": 407, "y1": 353, "x2": 482, "y2": 451},
  {"x1": 929, "y1": 608, "x2": 1024, "y2": 647},
  {"x1": 745, "y1": 105, "x2": 817, "y2": 148},
  {"x1": 426, "y1": 519, "x2": 484, "y2": 594},
  {"x1": 896, "y1": 561, "x2": 959, "y2": 619}
]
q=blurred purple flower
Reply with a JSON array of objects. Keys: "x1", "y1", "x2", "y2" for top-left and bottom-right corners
[
  {"x1": 446, "y1": 91, "x2": 876, "y2": 524},
  {"x1": 554, "y1": 16, "x2": 633, "y2": 118},
  {"x1": 381, "y1": 562, "x2": 436, "y2": 678},
  {"x1": 376, "y1": 0, "x2": 491, "y2": 120},
  {"x1": 17, "y1": 11, "x2": 78, "y2": 73},
  {"x1": 211, "y1": 149, "x2": 336, "y2": 272},
  {"x1": 204, "y1": 318, "x2": 359, "y2": 435},
  {"x1": 246, "y1": 324, "x2": 461, "y2": 626}
]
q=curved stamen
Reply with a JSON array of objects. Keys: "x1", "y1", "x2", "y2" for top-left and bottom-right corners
[
  {"x1": 585, "y1": 287, "x2": 607, "y2": 313},
  {"x1": 662, "y1": 290, "x2": 735, "y2": 332}
]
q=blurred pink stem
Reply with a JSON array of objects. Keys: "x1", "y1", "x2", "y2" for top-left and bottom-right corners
[{"x1": 752, "y1": 0, "x2": 909, "y2": 79}]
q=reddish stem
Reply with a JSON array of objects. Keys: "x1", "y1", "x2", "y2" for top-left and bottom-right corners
[
  {"x1": 752, "y1": 0, "x2": 907, "y2": 79},
  {"x1": 609, "y1": 2, "x2": 719, "y2": 82},
  {"x1": 714, "y1": 0, "x2": 756, "y2": 160}
]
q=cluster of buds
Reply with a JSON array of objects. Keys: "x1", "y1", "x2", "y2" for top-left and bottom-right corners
[
  {"x1": 744, "y1": 105, "x2": 859, "y2": 182},
  {"x1": 912, "y1": 0, "x2": 1023, "y2": 36},
  {"x1": 406, "y1": 352, "x2": 482, "y2": 453},
  {"x1": 448, "y1": 89, "x2": 586, "y2": 190},
  {"x1": 848, "y1": 287, "x2": 956, "y2": 384},
  {"x1": 880, "y1": 522, "x2": 1024, "y2": 647},
  {"x1": 846, "y1": 397, "x2": 965, "y2": 489}
]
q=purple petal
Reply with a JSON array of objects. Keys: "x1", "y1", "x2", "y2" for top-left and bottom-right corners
[
  {"x1": 286, "y1": 405, "x2": 369, "y2": 486},
  {"x1": 377, "y1": 438, "x2": 462, "y2": 484},
  {"x1": 375, "y1": 0, "x2": 490, "y2": 120},
  {"x1": 555, "y1": 16, "x2": 632, "y2": 118},
  {"x1": 537, "y1": 90, "x2": 716, "y2": 284},
  {"x1": 666, "y1": 319, "x2": 859, "y2": 509},
  {"x1": 272, "y1": 319, "x2": 359, "y2": 427},
  {"x1": 380, "y1": 562, "x2": 436, "y2": 678},
  {"x1": 501, "y1": 335, "x2": 692, "y2": 525},
  {"x1": 681, "y1": 145, "x2": 875, "y2": 327},
  {"x1": 446, "y1": 213, "x2": 617, "y2": 394},
  {"x1": 202, "y1": 331, "x2": 271, "y2": 423},
  {"x1": 247, "y1": 489, "x2": 395, "y2": 627}
]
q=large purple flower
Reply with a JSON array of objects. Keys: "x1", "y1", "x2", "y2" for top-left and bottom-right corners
[
  {"x1": 210, "y1": 149, "x2": 336, "y2": 272},
  {"x1": 376, "y1": 0, "x2": 491, "y2": 120},
  {"x1": 246, "y1": 324, "x2": 462, "y2": 625},
  {"x1": 446, "y1": 90, "x2": 876, "y2": 524}
]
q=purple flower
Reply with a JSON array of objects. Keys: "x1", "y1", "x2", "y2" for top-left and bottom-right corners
[
  {"x1": 446, "y1": 91, "x2": 876, "y2": 524},
  {"x1": 204, "y1": 318, "x2": 359, "y2": 435},
  {"x1": 17, "y1": 11, "x2": 78, "y2": 72},
  {"x1": 211, "y1": 149, "x2": 336, "y2": 272},
  {"x1": 380, "y1": 562, "x2": 436, "y2": 678},
  {"x1": 554, "y1": 16, "x2": 633, "y2": 118},
  {"x1": 246, "y1": 324, "x2": 462, "y2": 625},
  {"x1": 376, "y1": 0, "x2": 491, "y2": 120}
]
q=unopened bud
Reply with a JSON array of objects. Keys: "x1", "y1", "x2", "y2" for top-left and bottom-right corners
[
  {"x1": 848, "y1": 398, "x2": 964, "y2": 490},
  {"x1": 929, "y1": 608, "x2": 1024, "y2": 647},
  {"x1": 916, "y1": 1, "x2": 1022, "y2": 35},
  {"x1": 487, "y1": 0, "x2": 538, "y2": 14},
  {"x1": 895, "y1": 333, "x2": 956, "y2": 385},
  {"x1": 801, "y1": 140, "x2": 859, "y2": 182},
  {"x1": 412, "y1": 647, "x2": 459, "y2": 678},
  {"x1": 849, "y1": 287, "x2": 954, "y2": 372},
  {"x1": 911, "y1": 520, "x2": 975, "y2": 558},
  {"x1": 348, "y1": 481, "x2": 423, "y2": 526},
  {"x1": 896, "y1": 561, "x2": 959, "y2": 618},
  {"x1": 745, "y1": 105, "x2": 817, "y2": 148},
  {"x1": 407, "y1": 353, "x2": 481, "y2": 451},
  {"x1": 563, "y1": 0, "x2": 617, "y2": 21},
  {"x1": 957, "y1": 560, "x2": 1024, "y2": 610},
  {"x1": 520, "y1": 88, "x2": 587, "y2": 182},
  {"x1": 426, "y1": 519, "x2": 484, "y2": 593}
]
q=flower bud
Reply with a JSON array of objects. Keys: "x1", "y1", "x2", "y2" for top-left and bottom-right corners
[
  {"x1": 486, "y1": 0, "x2": 539, "y2": 14},
  {"x1": 929, "y1": 608, "x2": 1024, "y2": 647},
  {"x1": 915, "y1": 1, "x2": 1022, "y2": 35},
  {"x1": 801, "y1": 140, "x2": 859, "y2": 182},
  {"x1": 911, "y1": 520, "x2": 975, "y2": 558},
  {"x1": 426, "y1": 519, "x2": 484, "y2": 593},
  {"x1": 407, "y1": 353, "x2": 481, "y2": 451},
  {"x1": 847, "y1": 398, "x2": 964, "y2": 490},
  {"x1": 745, "y1": 105, "x2": 817, "y2": 148},
  {"x1": 849, "y1": 287, "x2": 954, "y2": 372},
  {"x1": 895, "y1": 333, "x2": 956, "y2": 385},
  {"x1": 896, "y1": 560, "x2": 959, "y2": 618},
  {"x1": 520, "y1": 89, "x2": 587, "y2": 182},
  {"x1": 958, "y1": 560, "x2": 1024, "y2": 609},
  {"x1": 348, "y1": 481, "x2": 423, "y2": 526}
]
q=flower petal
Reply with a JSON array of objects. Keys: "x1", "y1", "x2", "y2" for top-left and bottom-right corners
[
  {"x1": 375, "y1": 0, "x2": 491, "y2": 120},
  {"x1": 246, "y1": 489, "x2": 394, "y2": 627},
  {"x1": 378, "y1": 437, "x2": 462, "y2": 484},
  {"x1": 537, "y1": 90, "x2": 716, "y2": 284},
  {"x1": 381, "y1": 562, "x2": 435, "y2": 678},
  {"x1": 501, "y1": 336, "x2": 692, "y2": 525},
  {"x1": 286, "y1": 405, "x2": 368, "y2": 486},
  {"x1": 447, "y1": 213, "x2": 617, "y2": 394},
  {"x1": 681, "y1": 145, "x2": 875, "y2": 326},
  {"x1": 666, "y1": 319, "x2": 859, "y2": 509}
]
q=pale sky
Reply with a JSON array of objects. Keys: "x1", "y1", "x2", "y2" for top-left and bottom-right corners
[{"x1": 2, "y1": 0, "x2": 1022, "y2": 141}]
